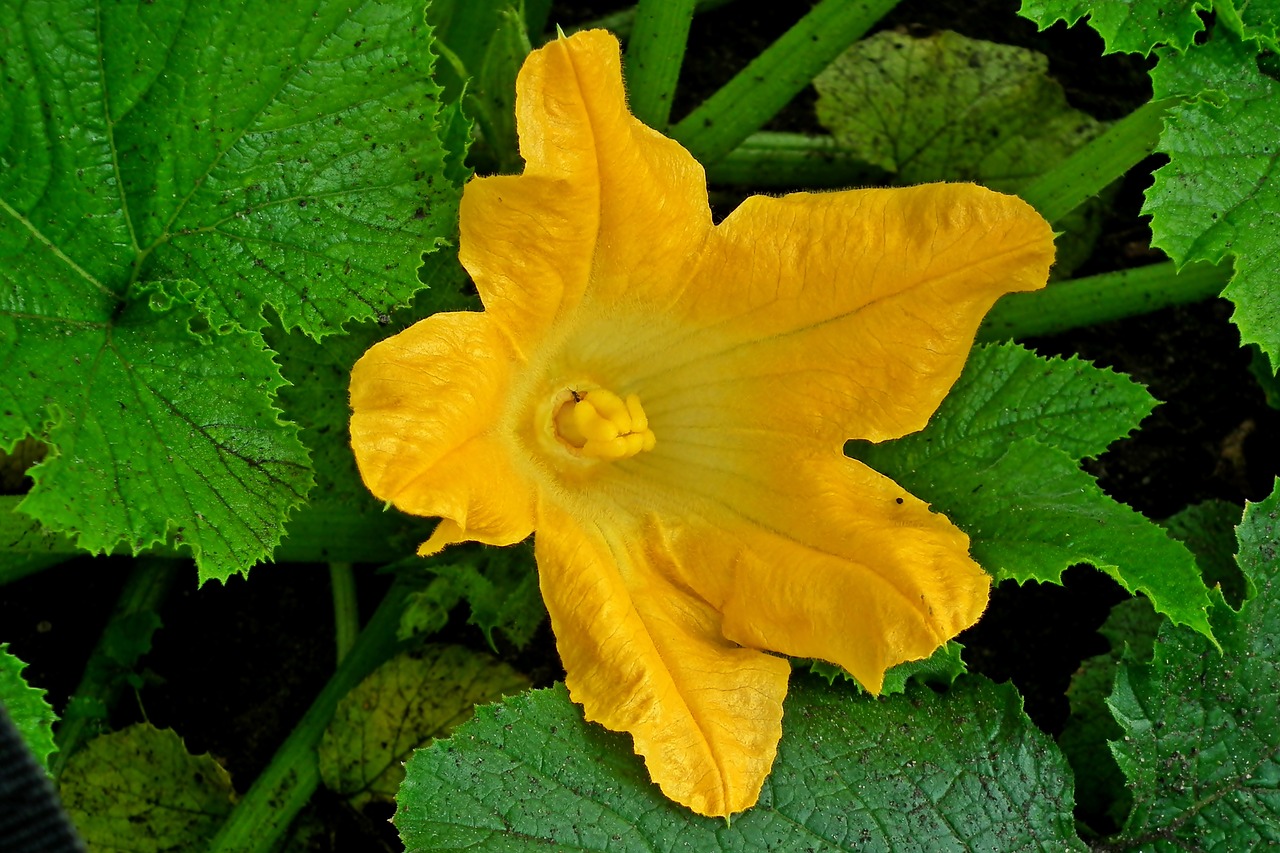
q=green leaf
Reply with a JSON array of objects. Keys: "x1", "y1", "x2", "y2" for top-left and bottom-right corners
[
  {"x1": 849, "y1": 343, "x2": 1214, "y2": 639},
  {"x1": 0, "y1": 643, "x2": 57, "y2": 770},
  {"x1": 399, "y1": 545, "x2": 547, "y2": 651},
  {"x1": 319, "y1": 643, "x2": 528, "y2": 808},
  {"x1": 1060, "y1": 597, "x2": 1162, "y2": 826},
  {"x1": 1145, "y1": 30, "x2": 1280, "y2": 371},
  {"x1": 3, "y1": 290, "x2": 311, "y2": 583},
  {"x1": 1, "y1": 1, "x2": 463, "y2": 579},
  {"x1": 1, "y1": 0, "x2": 457, "y2": 338},
  {"x1": 59, "y1": 724, "x2": 235, "y2": 852},
  {"x1": 815, "y1": 30, "x2": 1104, "y2": 189},
  {"x1": 1016, "y1": 0, "x2": 1209, "y2": 56},
  {"x1": 809, "y1": 640, "x2": 967, "y2": 696},
  {"x1": 396, "y1": 675, "x2": 1085, "y2": 850},
  {"x1": 1107, "y1": 480, "x2": 1280, "y2": 850}
]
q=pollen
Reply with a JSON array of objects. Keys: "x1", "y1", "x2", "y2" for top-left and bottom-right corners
[{"x1": 554, "y1": 388, "x2": 656, "y2": 460}]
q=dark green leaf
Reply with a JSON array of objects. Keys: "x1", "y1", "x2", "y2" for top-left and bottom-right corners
[
  {"x1": 1107, "y1": 480, "x2": 1280, "y2": 850},
  {"x1": 396, "y1": 676, "x2": 1085, "y2": 851},
  {"x1": 1060, "y1": 597, "x2": 1161, "y2": 826},
  {"x1": 1163, "y1": 499, "x2": 1247, "y2": 606}
]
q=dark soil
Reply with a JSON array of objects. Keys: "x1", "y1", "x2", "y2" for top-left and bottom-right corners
[{"x1": 4, "y1": 1, "x2": 1278, "y2": 850}]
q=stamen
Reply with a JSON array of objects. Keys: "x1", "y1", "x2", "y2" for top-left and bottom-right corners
[{"x1": 554, "y1": 388, "x2": 656, "y2": 460}]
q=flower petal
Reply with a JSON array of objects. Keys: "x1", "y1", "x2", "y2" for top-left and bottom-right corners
[
  {"x1": 534, "y1": 502, "x2": 790, "y2": 818},
  {"x1": 349, "y1": 311, "x2": 535, "y2": 553},
  {"x1": 459, "y1": 30, "x2": 712, "y2": 348},
  {"x1": 619, "y1": 445, "x2": 988, "y2": 693},
  {"x1": 644, "y1": 183, "x2": 1055, "y2": 445}
]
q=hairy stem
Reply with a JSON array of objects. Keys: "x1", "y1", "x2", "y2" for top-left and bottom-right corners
[
  {"x1": 1021, "y1": 99, "x2": 1176, "y2": 224},
  {"x1": 705, "y1": 131, "x2": 887, "y2": 187},
  {"x1": 329, "y1": 562, "x2": 358, "y2": 665},
  {"x1": 670, "y1": 0, "x2": 899, "y2": 164},
  {"x1": 625, "y1": 0, "x2": 698, "y2": 128},
  {"x1": 978, "y1": 260, "x2": 1231, "y2": 342}
]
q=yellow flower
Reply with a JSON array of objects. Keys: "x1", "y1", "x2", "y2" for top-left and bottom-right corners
[{"x1": 349, "y1": 30, "x2": 1054, "y2": 817}]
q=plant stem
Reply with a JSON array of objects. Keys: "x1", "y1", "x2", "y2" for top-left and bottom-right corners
[
  {"x1": 625, "y1": 0, "x2": 697, "y2": 129},
  {"x1": 705, "y1": 131, "x2": 888, "y2": 187},
  {"x1": 329, "y1": 562, "x2": 358, "y2": 665},
  {"x1": 566, "y1": 0, "x2": 736, "y2": 41},
  {"x1": 670, "y1": 0, "x2": 899, "y2": 165},
  {"x1": 49, "y1": 557, "x2": 181, "y2": 777},
  {"x1": 206, "y1": 579, "x2": 412, "y2": 853},
  {"x1": 1020, "y1": 99, "x2": 1175, "y2": 224},
  {"x1": 977, "y1": 260, "x2": 1231, "y2": 342}
]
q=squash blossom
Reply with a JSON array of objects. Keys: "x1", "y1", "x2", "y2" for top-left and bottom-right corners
[{"x1": 349, "y1": 30, "x2": 1054, "y2": 817}]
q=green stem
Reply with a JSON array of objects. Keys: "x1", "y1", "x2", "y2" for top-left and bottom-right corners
[
  {"x1": 670, "y1": 0, "x2": 899, "y2": 165},
  {"x1": 329, "y1": 562, "x2": 358, "y2": 665},
  {"x1": 705, "y1": 131, "x2": 888, "y2": 187},
  {"x1": 977, "y1": 260, "x2": 1231, "y2": 342},
  {"x1": 206, "y1": 579, "x2": 412, "y2": 853},
  {"x1": 625, "y1": 0, "x2": 697, "y2": 128},
  {"x1": 50, "y1": 557, "x2": 181, "y2": 777},
  {"x1": 566, "y1": 0, "x2": 736, "y2": 41},
  {"x1": 1020, "y1": 99, "x2": 1175, "y2": 224}
]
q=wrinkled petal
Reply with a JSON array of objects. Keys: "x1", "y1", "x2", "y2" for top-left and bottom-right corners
[
  {"x1": 349, "y1": 312, "x2": 536, "y2": 553},
  {"x1": 612, "y1": 432, "x2": 987, "y2": 692},
  {"x1": 534, "y1": 502, "x2": 790, "y2": 818},
  {"x1": 459, "y1": 30, "x2": 712, "y2": 348},
  {"x1": 635, "y1": 184, "x2": 1055, "y2": 445}
]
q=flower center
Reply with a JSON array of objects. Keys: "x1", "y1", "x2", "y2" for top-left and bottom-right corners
[{"x1": 553, "y1": 388, "x2": 656, "y2": 461}]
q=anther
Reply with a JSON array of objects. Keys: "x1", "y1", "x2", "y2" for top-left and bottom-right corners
[{"x1": 553, "y1": 388, "x2": 656, "y2": 460}]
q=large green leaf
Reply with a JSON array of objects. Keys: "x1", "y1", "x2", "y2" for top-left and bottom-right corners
[
  {"x1": 319, "y1": 644, "x2": 528, "y2": 808},
  {"x1": 0, "y1": 643, "x2": 57, "y2": 770},
  {"x1": 395, "y1": 676, "x2": 1085, "y2": 851},
  {"x1": 1, "y1": 0, "x2": 457, "y2": 337},
  {"x1": 1145, "y1": 30, "x2": 1280, "y2": 372},
  {"x1": 59, "y1": 724, "x2": 235, "y2": 852},
  {"x1": 1106, "y1": 480, "x2": 1280, "y2": 850},
  {"x1": 850, "y1": 343, "x2": 1214, "y2": 639},
  {"x1": 1, "y1": 1, "x2": 460, "y2": 579}
]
